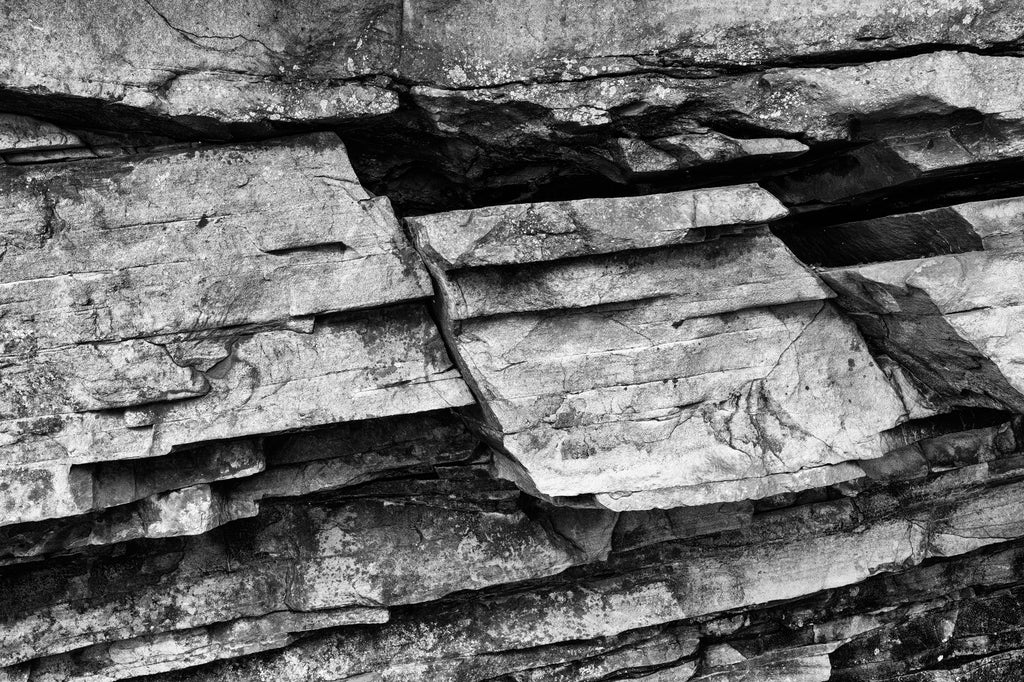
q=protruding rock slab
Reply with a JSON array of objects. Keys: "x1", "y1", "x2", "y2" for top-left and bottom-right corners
[
  {"x1": 410, "y1": 188, "x2": 913, "y2": 507},
  {"x1": 0, "y1": 113, "x2": 81, "y2": 153},
  {"x1": 0, "y1": 131, "x2": 429, "y2": 350},
  {"x1": 0, "y1": 304, "x2": 474, "y2": 523},
  {"x1": 409, "y1": 184, "x2": 787, "y2": 270},
  {"x1": 783, "y1": 194, "x2": 1024, "y2": 266},
  {"x1": 0, "y1": 132, "x2": 472, "y2": 527},
  {"x1": 822, "y1": 249, "x2": 1024, "y2": 413}
]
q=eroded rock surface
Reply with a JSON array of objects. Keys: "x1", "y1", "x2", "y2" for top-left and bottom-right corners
[
  {"x1": 410, "y1": 188, "x2": 918, "y2": 508},
  {"x1": 0, "y1": 132, "x2": 472, "y2": 531},
  {"x1": 4, "y1": 4, "x2": 1024, "y2": 682}
]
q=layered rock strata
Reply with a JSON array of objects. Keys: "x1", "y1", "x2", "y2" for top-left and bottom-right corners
[
  {"x1": 409, "y1": 188, "x2": 919, "y2": 508},
  {"x1": 0, "y1": 131, "x2": 472, "y2": 532},
  {"x1": 3, "y1": 3, "x2": 1024, "y2": 682}
]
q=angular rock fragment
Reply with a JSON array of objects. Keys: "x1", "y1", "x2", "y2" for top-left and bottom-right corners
[
  {"x1": 0, "y1": 114, "x2": 81, "y2": 153},
  {"x1": 410, "y1": 188, "x2": 913, "y2": 507},
  {"x1": 822, "y1": 248, "x2": 1024, "y2": 412}
]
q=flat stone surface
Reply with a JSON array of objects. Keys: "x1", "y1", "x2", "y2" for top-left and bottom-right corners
[
  {"x1": 407, "y1": 185, "x2": 787, "y2": 270},
  {"x1": 0, "y1": 132, "x2": 429, "y2": 351},
  {"x1": 0, "y1": 114, "x2": 81, "y2": 153}
]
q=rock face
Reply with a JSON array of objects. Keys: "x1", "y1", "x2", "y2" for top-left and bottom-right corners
[
  {"x1": 4, "y1": 4, "x2": 1024, "y2": 682},
  {"x1": 0, "y1": 131, "x2": 472, "y2": 531},
  {"x1": 409, "y1": 188, "x2": 915, "y2": 508}
]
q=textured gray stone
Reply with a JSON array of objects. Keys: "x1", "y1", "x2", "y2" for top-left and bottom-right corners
[
  {"x1": 823, "y1": 248, "x2": 1024, "y2": 413},
  {"x1": 4, "y1": 6, "x2": 1024, "y2": 681},
  {"x1": 400, "y1": 1, "x2": 1024, "y2": 86},
  {"x1": 412, "y1": 189, "x2": 915, "y2": 507},
  {"x1": 0, "y1": 1, "x2": 400, "y2": 128}
]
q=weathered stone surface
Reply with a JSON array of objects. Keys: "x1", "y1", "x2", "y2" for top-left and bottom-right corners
[
  {"x1": 135, "y1": 438, "x2": 1024, "y2": 681},
  {"x1": 823, "y1": 248, "x2": 1024, "y2": 412},
  {"x1": 400, "y1": 1, "x2": 1024, "y2": 87},
  {"x1": 0, "y1": 131, "x2": 473, "y2": 533},
  {"x1": 0, "y1": 132, "x2": 428, "y2": 350},
  {"x1": 0, "y1": 475, "x2": 599, "y2": 671},
  {"x1": 0, "y1": 1, "x2": 400, "y2": 130},
  {"x1": 412, "y1": 189, "x2": 914, "y2": 507},
  {"x1": 7, "y1": 6, "x2": 1024, "y2": 681},
  {"x1": 0, "y1": 114, "x2": 81, "y2": 153}
]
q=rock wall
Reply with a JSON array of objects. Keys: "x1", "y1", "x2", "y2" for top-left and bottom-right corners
[{"x1": 2, "y1": 2, "x2": 1024, "y2": 681}]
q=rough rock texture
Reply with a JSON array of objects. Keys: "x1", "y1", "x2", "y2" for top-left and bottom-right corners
[
  {"x1": 4, "y1": 3, "x2": 1024, "y2": 682},
  {"x1": 409, "y1": 189, "x2": 918, "y2": 507}
]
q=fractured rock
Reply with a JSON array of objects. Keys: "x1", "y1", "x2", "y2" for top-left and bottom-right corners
[
  {"x1": 0, "y1": 304, "x2": 473, "y2": 523},
  {"x1": 0, "y1": 474, "x2": 600, "y2": 672},
  {"x1": 410, "y1": 52, "x2": 1024, "y2": 195},
  {"x1": 409, "y1": 187, "x2": 915, "y2": 508},
  {"x1": 139, "y1": 449, "x2": 1024, "y2": 681},
  {"x1": 0, "y1": 132, "x2": 472, "y2": 528},
  {"x1": 823, "y1": 247, "x2": 1024, "y2": 413}
]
